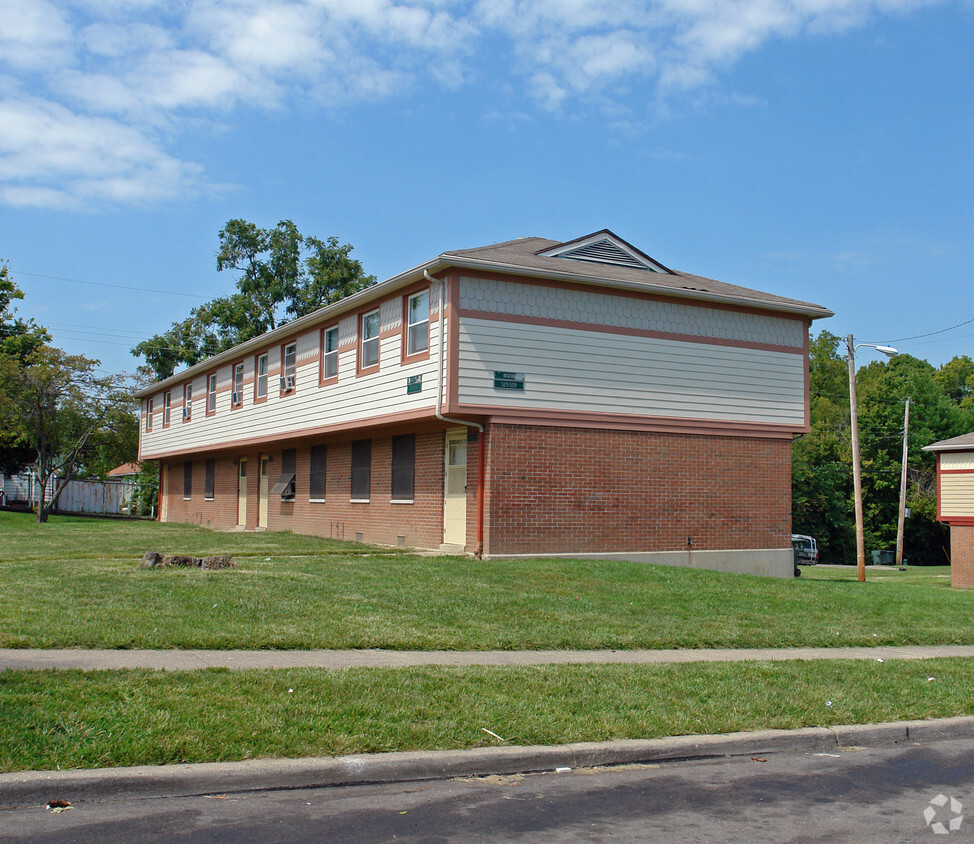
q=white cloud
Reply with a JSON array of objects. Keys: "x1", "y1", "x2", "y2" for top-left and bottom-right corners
[
  {"x1": 0, "y1": 0, "x2": 951, "y2": 208},
  {"x1": 0, "y1": 98, "x2": 203, "y2": 208}
]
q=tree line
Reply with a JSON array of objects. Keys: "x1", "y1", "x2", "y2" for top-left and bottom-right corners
[{"x1": 794, "y1": 331, "x2": 974, "y2": 564}]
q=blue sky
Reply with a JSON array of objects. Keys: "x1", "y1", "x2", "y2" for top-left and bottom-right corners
[{"x1": 2, "y1": 0, "x2": 973, "y2": 377}]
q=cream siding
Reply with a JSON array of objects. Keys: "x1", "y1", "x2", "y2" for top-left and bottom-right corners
[
  {"x1": 456, "y1": 317, "x2": 805, "y2": 426},
  {"x1": 941, "y1": 472, "x2": 974, "y2": 518},
  {"x1": 140, "y1": 316, "x2": 443, "y2": 458},
  {"x1": 941, "y1": 452, "x2": 974, "y2": 472}
]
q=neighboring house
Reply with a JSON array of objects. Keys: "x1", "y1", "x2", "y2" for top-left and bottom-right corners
[
  {"x1": 923, "y1": 432, "x2": 974, "y2": 587},
  {"x1": 107, "y1": 462, "x2": 141, "y2": 481},
  {"x1": 135, "y1": 230, "x2": 832, "y2": 577}
]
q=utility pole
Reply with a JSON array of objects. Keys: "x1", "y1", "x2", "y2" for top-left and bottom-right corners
[
  {"x1": 846, "y1": 335, "x2": 898, "y2": 583},
  {"x1": 896, "y1": 397, "x2": 910, "y2": 568},
  {"x1": 847, "y1": 335, "x2": 866, "y2": 582}
]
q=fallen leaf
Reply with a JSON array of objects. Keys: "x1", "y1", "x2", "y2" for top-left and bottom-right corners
[{"x1": 751, "y1": 757, "x2": 767, "y2": 763}]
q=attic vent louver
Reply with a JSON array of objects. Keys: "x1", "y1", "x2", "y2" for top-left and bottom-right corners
[
  {"x1": 538, "y1": 230, "x2": 669, "y2": 273},
  {"x1": 562, "y1": 239, "x2": 647, "y2": 270}
]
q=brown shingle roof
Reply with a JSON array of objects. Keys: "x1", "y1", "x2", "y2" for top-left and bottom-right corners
[{"x1": 443, "y1": 235, "x2": 832, "y2": 318}]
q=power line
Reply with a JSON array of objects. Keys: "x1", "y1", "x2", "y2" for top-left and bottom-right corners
[{"x1": 11, "y1": 269, "x2": 211, "y2": 300}]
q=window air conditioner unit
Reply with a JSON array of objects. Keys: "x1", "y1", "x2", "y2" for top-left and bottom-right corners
[
  {"x1": 182, "y1": 406, "x2": 191, "y2": 419},
  {"x1": 280, "y1": 375, "x2": 295, "y2": 391},
  {"x1": 232, "y1": 392, "x2": 240, "y2": 405}
]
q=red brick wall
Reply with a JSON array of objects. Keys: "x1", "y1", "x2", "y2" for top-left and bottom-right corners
[
  {"x1": 950, "y1": 525, "x2": 974, "y2": 588},
  {"x1": 482, "y1": 423, "x2": 792, "y2": 555},
  {"x1": 161, "y1": 429, "x2": 444, "y2": 549}
]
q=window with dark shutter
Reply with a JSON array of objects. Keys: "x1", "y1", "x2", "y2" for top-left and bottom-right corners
[
  {"x1": 183, "y1": 461, "x2": 192, "y2": 499},
  {"x1": 350, "y1": 439, "x2": 371, "y2": 501},
  {"x1": 310, "y1": 445, "x2": 327, "y2": 501},
  {"x1": 391, "y1": 434, "x2": 415, "y2": 502},
  {"x1": 204, "y1": 458, "x2": 215, "y2": 500},
  {"x1": 273, "y1": 449, "x2": 296, "y2": 499}
]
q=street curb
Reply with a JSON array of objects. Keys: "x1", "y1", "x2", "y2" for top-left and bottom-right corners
[{"x1": 2, "y1": 716, "x2": 973, "y2": 809}]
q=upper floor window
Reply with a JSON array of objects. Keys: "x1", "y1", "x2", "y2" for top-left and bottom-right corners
[
  {"x1": 280, "y1": 343, "x2": 297, "y2": 392},
  {"x1": 406, "y1": 291, "x2": 429, "y2": 356},
  {"x1": 162, "y1": 391, "x2": 172, "y2": 427},
  {"x1": 232, "y1": 362, "x2": 244, "y2": 407},
  {"x1": 321, "y1": 326, "x2": 339, "y2": 382},
  {"x1": 255, "y1": 353, "x2": 268, "y2": 401},
  {"x1": 183, "y1": 383, "x2": 193, "y2": 422},
  {"x1": 206, "y1": 373, "x2": 217, "y2": 415},
  {"x1": 145, "y1": 398, "x2": 153, "y2": 432},
  {"x1": 360, "y1": 309, "x2": 380, "y2": 370}
]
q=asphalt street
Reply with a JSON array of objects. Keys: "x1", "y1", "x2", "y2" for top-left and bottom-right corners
[{"x1": 4, "y1": 736, "x2": 973, "y2": 842}]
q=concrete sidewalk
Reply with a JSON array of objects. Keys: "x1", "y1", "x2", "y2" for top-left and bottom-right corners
[{"x1": 3, "y1": 644, "x2": 974, "y2": 671}]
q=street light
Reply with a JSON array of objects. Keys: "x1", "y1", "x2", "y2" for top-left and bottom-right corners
[{"x1": 847, "y1": 335, "x2": 898, "y2": 582}]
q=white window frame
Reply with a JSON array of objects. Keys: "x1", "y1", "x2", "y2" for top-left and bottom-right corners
[
  {"x1": 207, "y1": 373, "x2": 217, "y2": 414},
  {"x1": 281, "y1": 342, "x2": 297, "y2": 391},
  {"x1": 360, "y1": 309, "x2": 380, "y2": 370},
  {"x1": 232, "y1": 362, "x2": 244, "y2": 406},
  {"x1": 145, "y1": 397, "x2": 153, "y2": 431},
  {"x1": 255, "y1": 353, "x2": 268, "y2": 400},
  {"x1": 163, "y1": 391, "x2": 171, "y2": 426},
  {"x1": 406, "y1": 290, "x2": 429, "y2": 356},
  {"x1": 183, "y1": 382, "x2": 192, "y2": 421},
  {"x1": 322, "y1": 326, "x2": 339, "y2": 381}
]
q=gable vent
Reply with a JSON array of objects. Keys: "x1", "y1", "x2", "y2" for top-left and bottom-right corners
[
  {"x1": 563, "y1": 239, "x2": 650, "y2": 269},
  {"x1": 539, "y1": 231, "x2": 669, "y2": 272}
]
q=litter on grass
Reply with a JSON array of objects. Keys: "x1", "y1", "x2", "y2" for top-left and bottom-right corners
[{"x1": 482, "y1": 728, "x2": 506, "y2": 742}]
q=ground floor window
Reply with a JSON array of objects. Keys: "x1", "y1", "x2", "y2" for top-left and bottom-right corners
[
  {"x1": 183, "y1": 462, "x2": 192, "y2": 499},
  {"x1": 204, "y1": 459, "x2": 215, "y2": 500},
  {"x1": 351, "y1": 439, "x2": 371, "y2": 501},
  {"x1": 310, "y1": 445, "x2": 327, "y2": 501},
  {"x1": 391, "y1": 434, "x2": 415, "y2": 502}
]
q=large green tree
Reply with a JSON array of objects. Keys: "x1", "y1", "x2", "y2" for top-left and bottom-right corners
[
  {"x1": 132, "y1": 220, "x2": 375, "y2": 380},
  {"x1": 856, "y1": 354, "x2": 974, "y2": 563},
  {"x1": 792, "y1": 331, "x2": 855, "y2": 563},
  {"x1": 0, "y1": 264, "x2": 51, "y2": 474},
  {"x1": 794, "y1": 332, "x2": 974, "y2": 565},
  {"x1": 4, "y1": 346, "x2": 134, "y2": 521}
]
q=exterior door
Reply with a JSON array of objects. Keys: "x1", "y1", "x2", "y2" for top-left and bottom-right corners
[
  {"x1": 159, "y1": 464, "x2": 169, "y2": 521},
  {"x1": 443, "y1": 429, "x2": 467, "y2": 546},
  {"x1": 258, "y1": 455, "x2": 269, "y2": 528},
  {"x1": 237, "y1": 458, "x2": 247, "y2": 527}
]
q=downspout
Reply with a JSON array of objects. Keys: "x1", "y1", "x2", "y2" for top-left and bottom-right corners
[{"x1": 425, "y1": 269, "x2": 485, "y2": 557}]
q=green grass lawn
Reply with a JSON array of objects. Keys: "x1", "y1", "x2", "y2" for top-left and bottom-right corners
[
  {"x1": 1, "y1": 511, "x2": 971, "y2": 650},
  {"x1": 2, "y1": 658, "x2": 971, "y2": 773},
  {"x1": 3, "y1": 512, "x2": 973, "y2": 774}
]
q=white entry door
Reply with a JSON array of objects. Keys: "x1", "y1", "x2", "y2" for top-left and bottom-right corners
[
  {"x1": 237, "y1": 458, "x2": 247, "y2": 527},
  {"x1": 160, "y1": 464, "x2": 169, "y2": 521},
  {"x1": 258, "y1": 456, "x2": 269, "y2": 528},
  {"x1": 443, "y1": 429, "x2": 467, "y2": 546}
]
